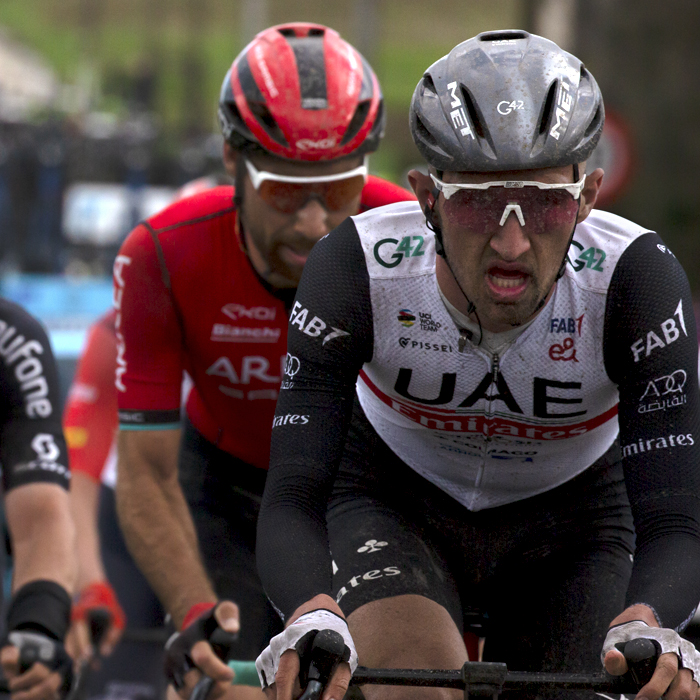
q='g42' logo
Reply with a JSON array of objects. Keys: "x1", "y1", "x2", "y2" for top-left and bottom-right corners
[
  {"x1": 567, "y1": 241, "x2": 606, "y2": 272},
  {"x1": 374, "y1": 236, "x2": 425, "y2": 268},
  {"x1": 497, "y1": 100, "x2": 525, "y2": 115}
]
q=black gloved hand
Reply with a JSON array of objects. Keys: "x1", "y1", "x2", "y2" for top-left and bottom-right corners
[
  {"x1": 7, "y1": 630, "x2": 74, "y2": 698},
  {"x1": 164, "y1": 607, "x2": 238, "y2": 690}
]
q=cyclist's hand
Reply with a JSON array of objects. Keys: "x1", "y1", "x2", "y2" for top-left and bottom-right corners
[
  {"x1": 256, "y1": 608, "x2": 356, "y2": 700},
  {"x1": 1, "y1": 633, "x2": 73, "y2": 700},
  {"x1": 602, "y1": 607, "x2": 700, "y2": 700},
  {"x1": 165, "y1": 600, "x2": 239, "y2": 700},
  {"x1": 264, "y1": 649, "x2": 351, "y2": 700},
  {"x1": 66, "y1": 582, "x2": 126, "y2": 662},
  {"x1": 263, "y1": 649, "x2": 301, "y2": 700}
]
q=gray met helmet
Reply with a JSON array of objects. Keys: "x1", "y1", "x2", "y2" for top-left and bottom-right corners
[{"x1": 410, "y1": 30, "x2": 604, "y2": 172}]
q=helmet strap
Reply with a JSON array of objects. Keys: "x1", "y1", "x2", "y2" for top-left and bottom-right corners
[
  {"x1": 424, "y1": 188, "x2": 482, "y2": 344},
  {"x1": 424, "y1": 187, "x2": 445, "y2": 255},
  {"x1": 233, "y1": 150, "x2": 250, "y2": 257},
  {"x1": 555, "y1": 162, "x2": 582, "y2": 281},
  {"x1": 234, "y1": 151, "x2": 246, "y2": 214}
]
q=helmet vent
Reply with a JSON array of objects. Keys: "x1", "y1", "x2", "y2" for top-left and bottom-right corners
[
  {"x1": 277, "y1": 26, "x2": 325, "y2": 38},
  {"x1": 421, "y1": 74, "x2": 437, "y2": 97},
  {"x1": 248, "y1": 101, "x2": 289, "y2": 147},
  {"x1": 220, "y1": 101, "x2": 255, "y2": 147},
  {"x1": 340, "y1": 100, "x2": 371, "y2": 145},
  {"x1": 479, "y1": 30, "x2": 528, "y2": 42},
  {"x1": 460, "y1": 86, "x2": 485, "y2": 139},
  {"x1": 414, "y1": 114, "x2": 439, "y2": 148},
  {"x1": 538, "y1": 81, "x2": 558, "y2": 134},
  {"x1": 584, "y1": 105, "x2": 603, "y2": 137},
  {"x1": 287, "y1": 35, "x2": 328, "y2": 110},
  {"x1": 357, "y1": 56, "x2": 376, "y2": 102}
]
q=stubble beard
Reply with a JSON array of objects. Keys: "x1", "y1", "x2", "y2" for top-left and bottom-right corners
[{"x1": 242, "y1": 212, "x2": 302, "y2": 289}]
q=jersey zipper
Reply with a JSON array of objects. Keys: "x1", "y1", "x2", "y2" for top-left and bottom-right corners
[
  {"x1": 489, "y1": 353, "x2": 500, "y2": 418},
  {"x1": 458, "y1": 328, "x2": 470, "y2": 352},
  {"x1": 475, "y1": 352, "x2": 499, "y2": 491}
]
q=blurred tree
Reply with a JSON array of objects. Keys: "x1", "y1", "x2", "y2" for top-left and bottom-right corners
[
  {"x1": 242, "y1": 0, "x2": 269, "y2": 44},
  {"x1": 182, "y1": 0, "x2": 208, "y2": 138},
  {"x1": 77, "y1": 0, "x2": 104, "y2": 111},
  {"x1": 352, "y1": 0, "x2": 380, "y2": 66}
]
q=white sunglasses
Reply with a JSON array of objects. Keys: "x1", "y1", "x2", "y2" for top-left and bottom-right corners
[
  {"x1": 430, "y1": 173, "x2": 586, "y2": 200},
  {"x1": 245, "y1": 157, "x2": 369, "y2": 189}
]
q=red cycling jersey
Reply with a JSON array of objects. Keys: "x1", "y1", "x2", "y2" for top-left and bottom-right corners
[
  {"x1": 64, "y1": 310, "x2": 118, "y2": 482},
  {"x1": 115, "y1": 178, "x2": 414, "y2": 469}
]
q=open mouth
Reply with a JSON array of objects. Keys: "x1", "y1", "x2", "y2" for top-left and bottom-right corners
[
  {"x1": 486, "y1": 267, "x2": 530, "y2": 298},
  {"x1": 279, "y1": 244, "x2": 311, "y2": 267}
]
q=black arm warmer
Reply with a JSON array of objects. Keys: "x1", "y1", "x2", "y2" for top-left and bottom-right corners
[
  {"x1": 257, "y1": 218, "x2": 374, "y2": 620},
  {"x1": 604, "y1": 233, "x2": 700, "y2": 630}
]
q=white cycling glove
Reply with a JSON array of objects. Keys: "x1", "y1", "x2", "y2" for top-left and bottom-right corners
[
  {"x1": 255, "y1": 609, "x2": 358, "y2": 689},
  {"x1": 601, "y1": 620, "x2": 700, "y2": 681}
]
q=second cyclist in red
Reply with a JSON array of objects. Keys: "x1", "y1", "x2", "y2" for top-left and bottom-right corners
[{"x1": 114, "y1": 22, "x2": 414, "y2": 700}]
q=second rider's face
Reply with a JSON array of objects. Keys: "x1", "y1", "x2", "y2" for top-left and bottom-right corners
[
  {"x1": 238, "y1": 152, "x2": 364, "y2": 289},
  {"x1": 436, "y1": 165, "x2": 595, "y2": 332}
]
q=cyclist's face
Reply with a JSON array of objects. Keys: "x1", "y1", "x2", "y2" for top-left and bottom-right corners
[
  {"x1": 410, "y1": 165, "x2": 602, "y2": 332},
  {"x1": 225, "y1": 145, "x2": 364, "y2": 289}
]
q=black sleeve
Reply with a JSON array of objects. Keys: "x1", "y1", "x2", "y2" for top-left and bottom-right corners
[
  {"x1": 0, "y1": 298, "x2": 69, "y2": 491},
  {"x1": 604, "y1": 233, "x2": 700, "y2": 630},
  {"x1": 257, "y1": 218, "x2": 374, "y2": 620}
]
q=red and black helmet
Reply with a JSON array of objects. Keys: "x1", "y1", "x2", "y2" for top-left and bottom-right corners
[{"x1": 218, "y1": 23, "x2": 385, "y2": 161}]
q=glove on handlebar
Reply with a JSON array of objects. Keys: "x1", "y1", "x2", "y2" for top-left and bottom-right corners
[
  {"x1": 71, "y1": 581, "x2": 126, "y2": 632},
  {"x1": 7, "y1": 631, "x2": 73, "y2": 698},
  {"x1": 164, "y1": 604, "x2": 238, "y2": 690},
  {"x1": 255, "y1": 609, "x2": 357, "y2": 690},
  {"x1": 602, "y1": 620, "x2": 700, "y2": 681}
]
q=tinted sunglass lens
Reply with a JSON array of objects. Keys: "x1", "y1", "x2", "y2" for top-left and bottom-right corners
[
  {"x1": 259, "y1": 182, "x2": 310, "y2": 214},
  {"x1": 259, "y1": 177, "x2": 365, "y2": 213},
  {"x1": 444, "y1": 187, "x2": 578, "y2": 233},
  {"x1": 324, "y1": 176, "x2": 366, "y2": 210}
]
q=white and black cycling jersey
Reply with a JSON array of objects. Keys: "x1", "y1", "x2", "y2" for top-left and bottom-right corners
[
  {"x1": 352, "y1": 204, "x2": 676, "y2": 509},
  {"x1": 259, "y1": 201, "x2": 700, "y2": 628},
  {"x1": 0, "y1": 298, "x2": 69, "y2": 491}
]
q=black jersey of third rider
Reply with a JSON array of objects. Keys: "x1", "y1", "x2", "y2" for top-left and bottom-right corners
[
  {"x1": 259, "y1": 203, "x2": 700, "y2": 630},
  {"x1": 0, "y1": 298, "x2": 69, "y2": 491}
]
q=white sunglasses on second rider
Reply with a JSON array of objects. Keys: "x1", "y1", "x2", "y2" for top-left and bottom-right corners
[{"x1": 245, "y1": 158, "x2": 369, "y2": 213}]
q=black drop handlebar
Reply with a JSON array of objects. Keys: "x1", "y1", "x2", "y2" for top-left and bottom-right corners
[
  {"x1": 351, "y1": 637, "x2": 659, "y2": 699},
  {"x1": 184, "y1": 632, "x2": 663, "y2": 700}
]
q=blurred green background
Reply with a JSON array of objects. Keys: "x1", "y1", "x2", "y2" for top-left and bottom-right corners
[
  {"x1": 0, "y1": 0, "x2": 525, "y2": 180},
  {"x1": 0, "y1": 1, "x2": 697, "y2": 280}
]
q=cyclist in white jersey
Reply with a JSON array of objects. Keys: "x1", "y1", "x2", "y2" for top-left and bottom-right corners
[{"x1": 255, "y1": 30, "x2": 700, "y2": 700}]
